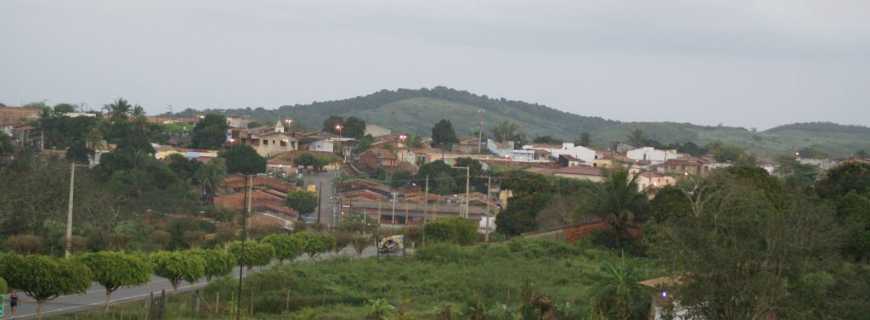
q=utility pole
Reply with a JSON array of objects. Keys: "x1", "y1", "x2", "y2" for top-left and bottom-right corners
[
  {"x1": 316, "y1": 181, "x2": 322, "y2": 225},
  {"x1": 236, "y1": 175, "x2": 252, "y2": 320},
  {"x1": 465, "y1": 167, "x2": 470, "y2": 218},
  {"x1": 391, "y1": 192, "x2": 398, "y2": 225},
  {"x1": 424, "y1": 176, "x2": 429, "y2": 223},
  {"x1": 65, "y1": 162, "x2": 75, "y2": 258},
  {"x1": 485, "y1": 175, "x2": 492, "y2": 242},
  {"x1": 453, "y1": 166, "x2": 471, "y2": 218},
  {"x1": 423, "y1": 175, "x2": 429, "y2": 245},
  {"x1": 478, "y1": 109, "x2": 484, "y2": 154}
]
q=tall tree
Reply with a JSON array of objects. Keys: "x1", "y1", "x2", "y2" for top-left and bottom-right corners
[
  {"x1": 649, "y1": 171, "x2": 844, "y2": 320},
  {"x1": 491, "y1": 121, "x2": 525, "y2": 143},
  {"x1": 220, "y1": 144, "x2": 266, "y2": 175},
  {"x1": 627, "y1": 129, "x2": 646, "y2": 147},
  {"x1": 103, "y1": 98, "x2": 134, "y2": 122},
  {"x1": 594, "y1": 169, "x2": 648, "y2": 248},
  {"x1": 590, "y1": 258, "x2": 650, "y2": 320},
  {"x1": 191, "y1": 114, "x2": 229, "y2": 149},
  {"x1": 194, "y1": 157, "x2": 227, "y2": 203},
  {"x1": 416, "y1": 160, "x2": 458, "y2": 195},
  {"x1": 431, "y1": 119, "x2": 458, "y2": 149},
  {"x1": 816, "y1": 162, "x2": 870, "y2": 199},
  {"x1": 53, "y1": 103, "x2": 77, "y2": 114},
  {"x1": 532, "y1": 135, "x2": 562, "y2": 144},
  {"x1": 577, "y1": 132, "x2": 591, "y2": 147},
  {"x1": 343, "y1": 116, "x2": 366, "y2": 139},
  {"x1": 0, "y1": 132, "x2": 13, "y2": 158},
  {"x1": 286, "y1": 190, "x2": 318, "y2": 214}
]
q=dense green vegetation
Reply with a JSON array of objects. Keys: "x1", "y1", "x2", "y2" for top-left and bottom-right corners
[
  {"x1": 176, "y1": 87, "x2": 870, "y2": 157},
  {"x1": 184, "y1": 239, "x2": 655, "y2": 319}
]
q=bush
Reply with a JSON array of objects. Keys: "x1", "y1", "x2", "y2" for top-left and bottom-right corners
[
  {"x1": 1, "y1": 254, "x2": 93, "y2": 317},
  {"x1": 415, "y1": 243, "x2": 479, "y2": 264},
  {"x1": 4, "y1": 234, "x2": 44, "y2": 254},
  {"x1": 262, "y1": 234, "x2": 303, "y2": 263},
  {"x1": 506, "y1": 238, "x2": 578, "y2": 259},
  {"x1": 150, "y1": 251, "x2": 206, "y2": 290},
  {"x1": 294, "y1": 231, "x2": 336, "y2": 258},
  {"x1": 191, "y1": 248, "x2": 236, "y2": 280},
  {"x1": 423, "y1": 218, "x2": 478, "y2": 245},
  {"x1": 228, "y1": 240, "x2": 275, "y2": 269}
]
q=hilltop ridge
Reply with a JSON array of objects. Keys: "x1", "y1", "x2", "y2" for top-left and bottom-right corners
[{"x1": 173, "y1": 87, "x2": 870, "y2": 158}]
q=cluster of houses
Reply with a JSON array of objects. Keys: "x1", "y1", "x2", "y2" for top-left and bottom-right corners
[{"x1": 3, "y1": 105, "x2": 868, "y2": 233}]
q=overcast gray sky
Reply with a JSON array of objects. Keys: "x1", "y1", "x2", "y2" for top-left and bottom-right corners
[{"x1": 2, "y1": 0, "x2": 868, "y2": 129}]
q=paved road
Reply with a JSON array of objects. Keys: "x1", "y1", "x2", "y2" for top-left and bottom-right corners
[
  {"x1": 305, "y1": 170, "x2": 339, "y2": 227},
  {"x1": 12, "y1": 246, "x2": 380, "y2": 319}
]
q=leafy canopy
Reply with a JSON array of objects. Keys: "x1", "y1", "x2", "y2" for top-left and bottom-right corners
[{"x1": 220, "y1": 144, "x2": 266, "y2": 175}]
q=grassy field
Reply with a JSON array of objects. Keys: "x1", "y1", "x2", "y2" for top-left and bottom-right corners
[{"x1": 53, "y1": 239, "x2": 658, "y2": 319}]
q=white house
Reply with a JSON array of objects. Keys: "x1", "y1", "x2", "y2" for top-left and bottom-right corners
[
  {"x1": 553, "y1": 143, "x2": 599, "y2": 164},
  {"x1": 626, "y1": 147, "x2": 679, "y2": 164},
  {"x1": 309, "y1": 139, "x2": 335, "y2": 153},
  {"x1": 487, "y1": 139, "x2": 538, "y2": 162}
]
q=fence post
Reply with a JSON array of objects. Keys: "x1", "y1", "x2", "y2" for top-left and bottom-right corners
[
  {"x1": 146, "y1": 292, "x2": 153, "y2": 320},
  {"x1": 158, "y1": 289, "x2": 166, "y2": 320},
  {"x1": 249, "y1": 288, "x2": 254, "y2": 316},
  {"x1": 215, "y1": 292, "x2": 220, "y2": 314},
  {"x1": 193, "y1": 290, "x2": 200, "y2": 317},
  {"x1": 285, "y1": 289, "x2": 291, "y2": 313}
]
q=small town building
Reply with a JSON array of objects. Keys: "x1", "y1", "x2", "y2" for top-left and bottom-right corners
[
  {"x1": 364, "y1": 124, "x2": 392, "y2": 137},
  {"x1": 232, "y1": 121, "x2": 300, "y2": 157},
  {"x1": 626, "y1": 147, "x2": 680, "y2": 164},
  {"x1": 636, "y1": 171, "x2": 677, "y2": 192},
  {"x1": 660, "y1": 158, "x2": 708, "y2": 176}
]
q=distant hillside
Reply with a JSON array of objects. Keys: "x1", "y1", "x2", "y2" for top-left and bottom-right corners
[{"x1": 175, "y1": 87, "x2": 870, "y2": 158}]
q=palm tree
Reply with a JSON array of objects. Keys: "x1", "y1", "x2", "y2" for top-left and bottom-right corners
[
  {"x1": 596, "y1": 169, "x2": 647, "y2": 247},
  {"x1": 590, "y1": 257, "x2": 650, "y2": 320},
  {"x1": 194, "y1": 158, "x2": 226, "y2": 203}
]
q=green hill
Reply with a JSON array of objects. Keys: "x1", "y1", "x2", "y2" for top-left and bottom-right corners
[{"x1": 179, "y1": 87, "x2": 870, "y2": 158}]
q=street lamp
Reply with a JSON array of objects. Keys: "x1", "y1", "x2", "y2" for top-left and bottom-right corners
[{"x1": 335, "y1": 124, "x2": 343, "y2": 137}]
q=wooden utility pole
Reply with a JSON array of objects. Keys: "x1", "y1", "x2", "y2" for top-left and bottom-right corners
[
  {"x1": 236, "y1": 175, "x2": 252, "y2": 320},
  {"x1": 424, "y1": 176, "x2": 429, "y2": 223},
  {"x1": 316, "y1": 181, "x2": 322, "y2": 225},
  {"x1": 423, "y1": 175, "x2": 429, "y2": 245},
  {"x1": 65, "y1": 162, "x2": 75, "y2": 258},
  {"x1": 485, "y1": 175, "x2": 492, "y2": 242},
  {"x1": 464, "y1": 167, "x2": 470, "y2": 218},
  {"x1": 391, "y1": 192, "x2": 398, "y2": 225},
  {"x1": 478, "y1": 109, "x2": 484, "y2": 154}
]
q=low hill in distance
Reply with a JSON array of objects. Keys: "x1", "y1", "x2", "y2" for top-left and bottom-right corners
[{"x1": 176, "y1": 87, "x2": 870, "y2": 158}]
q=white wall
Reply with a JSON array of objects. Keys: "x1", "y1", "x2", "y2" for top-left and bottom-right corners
[
  {"x1": 627, "y1": 147, "x2": 678, "y2": 163},
  {"x1": 550, "y1": 143, "x2": 599, "y2": 164}
]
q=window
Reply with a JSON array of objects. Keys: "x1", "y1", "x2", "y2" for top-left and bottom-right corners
[{"x1": 263, "y1": 140, "x2": 269, "y2": 145}]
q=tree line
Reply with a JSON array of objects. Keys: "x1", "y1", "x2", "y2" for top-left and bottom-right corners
[{"x1": 0, "y1": 231, "x2": 336, "y2": 319}]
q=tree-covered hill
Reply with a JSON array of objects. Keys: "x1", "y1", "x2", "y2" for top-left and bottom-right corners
[{"x1": 174, "y1": 87, "x2": 870, "y2": 158}]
